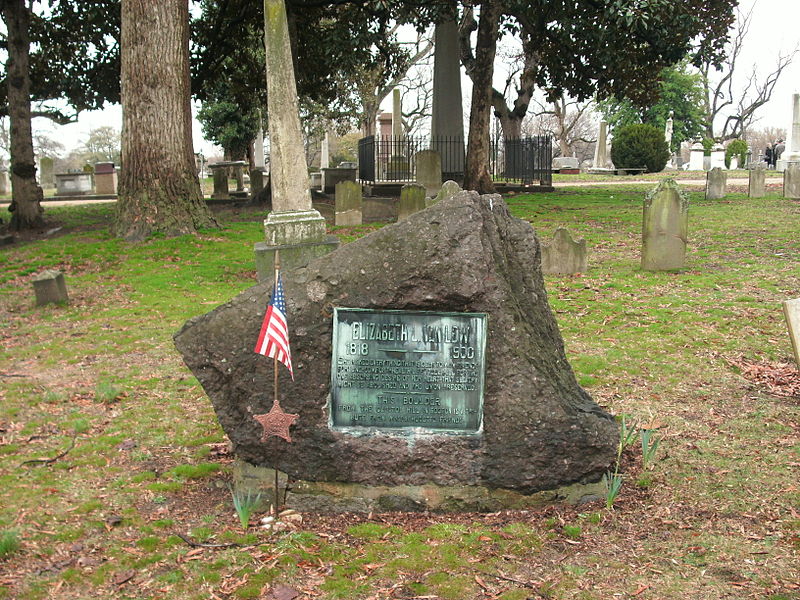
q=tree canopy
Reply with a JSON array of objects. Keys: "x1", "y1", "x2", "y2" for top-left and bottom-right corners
[
  {"x1": 597, "y1": 62, "x2": 706, "y2": 151},
  {"x1": 0, "y1": 0, "x2": 120, "y2": 124}
]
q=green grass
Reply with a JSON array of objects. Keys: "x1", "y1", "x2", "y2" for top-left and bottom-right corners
[{"x1": 0, "y1": 193, "x2": 798, "y2": 599}]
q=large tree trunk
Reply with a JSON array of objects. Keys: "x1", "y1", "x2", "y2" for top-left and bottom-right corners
[
  {"x1": 4, "y1": 0, "x2": 45, "y2": 231},
  {"x1": 463, "y1": 0, "x2": 501, "y2": 194},
  {"x1": 116, "y1": 0, "x2": 218, "y2": 241}
]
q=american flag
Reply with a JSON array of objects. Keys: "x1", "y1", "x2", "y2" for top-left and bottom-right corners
[{"x1": 254, "y1": 274, "x2": 293, "y2": 379}]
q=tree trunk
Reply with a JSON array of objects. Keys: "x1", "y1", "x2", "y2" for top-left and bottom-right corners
[
  {"x1": 116, "y1": 0, "x2": 218, "y2": 241},
  {"x1": 463, "y1": 0, "x2": 501, "y2": 194},
  {"x1": 4, "y1": 0, "x2": 45, "y2": 231}
]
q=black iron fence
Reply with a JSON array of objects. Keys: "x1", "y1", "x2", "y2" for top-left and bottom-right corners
[{"x1": 357, "y1": 135, "x2": 552, "y2": 186}]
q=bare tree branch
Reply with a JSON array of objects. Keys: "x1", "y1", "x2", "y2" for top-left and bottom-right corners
[{"x1": 701, "y1": 4, "x2": 799, "y2": 141}]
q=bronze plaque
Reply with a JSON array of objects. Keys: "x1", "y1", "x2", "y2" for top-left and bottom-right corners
[{"x1": 331, "y1": 308, "x2": 487, "y2": 433}]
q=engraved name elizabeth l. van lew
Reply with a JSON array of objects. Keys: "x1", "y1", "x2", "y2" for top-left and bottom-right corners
[{"x1": 331, "y1": 309, "x2": 487, "y2": 432}]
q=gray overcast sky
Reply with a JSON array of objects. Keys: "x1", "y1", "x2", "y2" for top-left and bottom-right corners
[{"x1": 25, "y1": 0, "x2": 800, "y2": 157}]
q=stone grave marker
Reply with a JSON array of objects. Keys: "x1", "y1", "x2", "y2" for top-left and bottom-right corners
[
  {"x1": 209, "y1": 163, "x2": 230, "y2": 199},
  {"x1": 705, "y1": 167, "x2": 726, "y2": 200},
  {"x1": 334, "y1": 180, "x2": 362, "y2": 226},
  {"x1": 641, "y1": 179, "x2": 689, "y2": 271},
  {"x1": 33, "y1": 270, "x2": 69, "y2": 306},
  {"x1": 398, "y1": 183, "x2": 426, "y2": 220},
  {"x1": 174, "y1": 191, "x2": 618, "y2": 513},
  {"x1": 0, "y1": 169, "x2": 8, "y2": 195},
  {"x1": 249, "y1": 168, "x2": 265, "y2": 198},
  {"x1": 552, "y1": 157, "x2": 579, "y2": 171},
  {"x1": 541, "y1": 228, "x2": 587, "y2": 275},
  {"x1": 415, "y1": 149, "x2": 442, "y2": 198},
  {"x1": 428, "y1": 179, "x2": 461, "y2": 207},
  {"x1": 783, "y1": 298, "x2": 800, "y2": 366},
  {"x1": 748, "y1": 167, "x2": 766, "y2": 198},
  {"x1": 688, "y1": 141, "x2": 704, "y2": 171},
  {"x1": 254, "y1": 0, "x2": 338, "y2": 281},
  {"x1": 39, "y1": 157, "x2": 55, "y2": 189},
  {"x1": 784, "y1": 163, "x2": 800, "y2": 199}
]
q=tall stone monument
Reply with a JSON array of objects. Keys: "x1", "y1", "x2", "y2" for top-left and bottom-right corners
[
  {"x1": 320, "y1": 132, "x2": 330, "y2": 169},
  {"x1": 392, "y1": 88, "x2": 403, "y2": 139},
  {"x1": 591, "y1": 121, "x2": 610, "y2": 170},
  {"x1": 254, "y1": 111, "x2": 265, "y2": 169},
  {"x1": 779, "y1": 93, "x2": 800, "y2": 171},
  {"x1": 254, "y1": 0, "x2": 337, "y2": 281},
  {"x1": 664, "y1": 111, "x2": 674, "y2": 169},
  {"x1": 430, "y1": 18, "x2": 465, "y2": 180},
  {"x1": 641, "y1": 179, "x2": 689, "y2": 271}
]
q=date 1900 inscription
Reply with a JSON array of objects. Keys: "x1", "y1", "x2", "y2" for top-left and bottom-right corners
[{"x1": 331, "y1": 308, "x2": 487, "y2": 432}]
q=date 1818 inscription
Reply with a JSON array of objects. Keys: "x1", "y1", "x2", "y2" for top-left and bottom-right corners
[{"x1": 331, "y1": 308, "x2": 487, "y2": 432}]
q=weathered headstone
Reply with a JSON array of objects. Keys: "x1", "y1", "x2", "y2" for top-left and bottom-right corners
[
  {"x1": 783, "y1": 298, "x2": 800, "y2": 366},
  {"x1": 748, "y1": 167, "x2": 766, "y2": 198},
  {"x1": 428, "y1": 179, "x2": 461, "y2": 207},
  {"x1": 0, "y1": 169, "x2": 8, "y2": 195},
  {"x1": 784, "y1": 163, "x2": 800, "y2": 199},
  {"x1": 541, "y1": 228, "x2": 587, "y2": 275},
  {"x1": 39, "y1": 157, "x2": 55, "y2": 188},
  {"x1": 250, "y1": 168, "x2": 265, "y2": 198},
  {"x1": 209, "y1": 163, "x2": 230, "y2": 199},
  {"x1": 33, "y1": 270, "x2": 69, "y2": 306},
  {"x1": 174, "y1": 191, "x2": 618, "y2": 512},
  {"x1": 705, "y1": 167, "x2": 726, "y2": 200},
  {"x1": 415, "y1": 149, "x2": 442, "y2": 197},
  {"x1": 254, "y1": 0, "x2": 338, "y2": 281},
  {"x1": 334, "y1": 180, "x2": 362, "y2": 226},
  {"x1": 641, "y1": 179, "x2": 689, "y2": 271},
  {"x1": 398, "y1": 183, "x2": 426, "y2": 220}
]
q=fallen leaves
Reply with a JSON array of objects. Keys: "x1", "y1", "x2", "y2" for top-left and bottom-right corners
[{"x1": 727, "y1": 356, "x2": 800, "y2": 398}]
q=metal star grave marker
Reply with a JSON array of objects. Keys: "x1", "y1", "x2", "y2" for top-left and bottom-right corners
[{"x1": 254, "y1": 399, "x2": 298, "y2": 443}]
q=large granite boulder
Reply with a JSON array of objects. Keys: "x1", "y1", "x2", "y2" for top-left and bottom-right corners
[{"x1": 174, "y1": 191, "x2": 617, "y2": 497}]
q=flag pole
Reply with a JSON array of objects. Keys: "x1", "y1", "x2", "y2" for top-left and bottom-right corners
[{"x1": 272, "y1": 249, "x2": 280, "y2": 515}]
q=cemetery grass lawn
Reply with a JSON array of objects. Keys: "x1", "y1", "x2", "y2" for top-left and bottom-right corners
[{"x1": 0, "y1": 190, "x2": 798, "y2": 599}]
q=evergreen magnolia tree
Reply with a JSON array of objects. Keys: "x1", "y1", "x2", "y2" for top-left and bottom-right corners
[
  {"x1": 598, "y1": 62, "x2": 706, "y2": 152},
  {"x1": 3, "y1": 0, "x2": 44, "y2": 230},
  {"x1": 116, "y1": 0, "x2": 217, "y2": 241},
  {"x1": 459, "y1": 0, "x2": 734, "y2": 193},
  {"x1": 1, "y1": 0, "x2": 119, "y2": 232}
]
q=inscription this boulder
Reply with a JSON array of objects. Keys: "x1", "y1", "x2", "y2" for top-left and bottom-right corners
[{"x1": 174, "y1": 191, "x2": 617, "y2": 504}]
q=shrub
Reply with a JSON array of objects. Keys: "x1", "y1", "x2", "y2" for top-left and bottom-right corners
[
  {"x1": 610, "y1": 124, "x2": 670, "y2": 173},
  {"x1": 725, "y1": 139, "x2": 748, "y2": 168}
]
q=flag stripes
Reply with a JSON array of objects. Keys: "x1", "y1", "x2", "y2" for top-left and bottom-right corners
[{"x1": 254, "y1": 275, "x2": 293, "y2": 379}]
